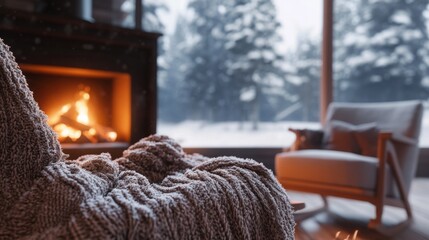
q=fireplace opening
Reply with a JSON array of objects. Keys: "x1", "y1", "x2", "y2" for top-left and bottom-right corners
[{"x1": 22, "y1": 64, "x2": 131, "y2": 149}]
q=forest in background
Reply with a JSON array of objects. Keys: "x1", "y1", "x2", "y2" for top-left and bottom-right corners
[{"x1": 145, "y1": 0, "x2": 429, "y2": 129}]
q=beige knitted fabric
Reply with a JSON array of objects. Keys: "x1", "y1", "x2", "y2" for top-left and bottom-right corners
[
  {"x1": 0, "y1": 38, "x2": 64, "y2": 221},
  {"x1": 0, "y1": 39, "x2": 295, "y2": 239}
]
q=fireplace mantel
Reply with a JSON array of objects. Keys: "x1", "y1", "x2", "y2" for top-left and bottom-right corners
[{"x1": 0, "y1": 9, "x2": 161, "y2": 149}]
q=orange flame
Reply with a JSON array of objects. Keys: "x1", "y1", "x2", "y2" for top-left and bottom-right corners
[
  {"x1": 76, "y1": 90, "x2": 90, "y2": 125},
  {"x1": 50, "y1": 87, "x2": 117, "y2": 143}
]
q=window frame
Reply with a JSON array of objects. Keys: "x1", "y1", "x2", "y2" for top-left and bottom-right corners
[{"x1": 320, "y1": 0, "x2": 333, "y2": 124}]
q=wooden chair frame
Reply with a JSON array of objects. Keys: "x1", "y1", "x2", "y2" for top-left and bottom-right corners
[{"x1": 281, "y1": 129, "x2": 416, "y2": 230}]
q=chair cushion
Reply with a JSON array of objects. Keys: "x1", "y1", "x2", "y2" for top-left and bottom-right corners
[
  {"x1": 324, "y1": 121, "x2": 379, "y2": 156},
  {"x1": 275, "y1": 149, "x2": 378, "y2": 190},
  {"x1": 324, "y1": 121, "x2": 360, "y2": 153},
  {"x1": 354, "y1": 124, "x2": 379, "y2": 157}
]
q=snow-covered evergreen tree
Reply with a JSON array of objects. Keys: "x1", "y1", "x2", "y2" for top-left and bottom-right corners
[
  {"x1": 185, "y1": 0, "x2": 285, "y2": 128},
  {"x1": 159, "y1": 15, "x2": 193, "y2": 122},
  {"x1": 224, "y1": 0, "x2": 285, "y2": 129},
  {"x1": 288, "y1": 36, "x2": 321, "y2": 122},
  {"x1": 334, "y1": 0, "x2": 429, "y2": 102},
  {"x1": 184, "y1": 0, "x2": 237, "y2": 121}
]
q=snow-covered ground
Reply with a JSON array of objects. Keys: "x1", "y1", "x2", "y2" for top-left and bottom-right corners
[
  {"x1": 159, "y1": 111, "x2": 429, "y2": 148},
  {"x1": 158, "y1": 121, "x2": 320, "y2": 148}
]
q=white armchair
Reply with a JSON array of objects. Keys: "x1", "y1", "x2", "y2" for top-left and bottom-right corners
[{"x1": 275, "y1": 101, "x2": 423, "y2": 229}]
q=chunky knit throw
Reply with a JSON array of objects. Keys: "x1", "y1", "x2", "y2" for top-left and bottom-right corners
[{"x1": 0, "y1": 38, "x2": 295, "y2": 239}]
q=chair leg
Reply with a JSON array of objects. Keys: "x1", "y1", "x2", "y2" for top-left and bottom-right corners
[
  {"x1": 404, "y1": 199, "x2": 413, "y2": 219},
  {"x1": 386, "y1": 142, "x2": 413, "y2": 220},
  {"x1": 396, "y1": 179, "x2": 413, "y2": 221},
  {"x1": 369, "y1": 135, "x2": 388, "y2": 229},
  {"x1": 368, "y1": 202, "x2": 384, "y2": 229},
  {"x1": 321, "y1": 195, "x2": 329, "y2": 209}
]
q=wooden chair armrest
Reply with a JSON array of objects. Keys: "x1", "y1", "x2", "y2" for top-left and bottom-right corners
[{"x1": 378, "y1": 131, "x2": 417, "y2": 145}]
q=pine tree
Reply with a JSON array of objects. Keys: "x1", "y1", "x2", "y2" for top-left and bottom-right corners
[
  {"x1": 334, "y1": 0, "x2": 429, "y2": 102},
  {"x1": 159, "y1": 15, "x2": 192, "y2": 122},
  {"x1": 185, "y1": 0, "x2": 285, "y2": 128},
  {"x1": 290, "y1": 36, "x2": 321, "y2": 122},
  {"x1": 185, "y1": 0, "x2": 235, "y2": 121},
  {"x1": 224, "y1": 0, "x2": 285, "y2": 129}
]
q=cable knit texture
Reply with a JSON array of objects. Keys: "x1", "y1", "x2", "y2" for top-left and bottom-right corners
[
  {"x1": 0, "y1": 39, "x2": 295, "y2": 239},
  {"x1": 0, "y1": 38, "x2": 64, "y2": 221}
]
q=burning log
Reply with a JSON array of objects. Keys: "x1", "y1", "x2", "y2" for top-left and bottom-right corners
[
  {"x1": 49, "y1": 86, "x2": 118, "y2": 144},
  {"x1": 56, "y1": 115, "x2": 91, "y2": 132},
  {"x1": 93, "y1": 124, "x2": 118, "y2": 142}
]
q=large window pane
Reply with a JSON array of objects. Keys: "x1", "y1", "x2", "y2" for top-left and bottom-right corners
[
  {"x1": 154, "y1": 0, "x2": 323, "y2": 147},
  {"x1": 333, "y1": 0, "x2": 429, "y2": 146}
]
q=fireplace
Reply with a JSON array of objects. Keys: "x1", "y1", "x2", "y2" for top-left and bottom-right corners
[
  {"x1": 24, "y1": 64, "x2": 131, "y2": 142},
  {"x1": 0, "y1": 9, "x2": 160, "y2": 158}
]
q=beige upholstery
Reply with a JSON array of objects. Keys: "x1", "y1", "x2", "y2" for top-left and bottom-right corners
[
  {"x1": 276, "y1": 150, "x2": 378, "y2": 190},
  {"x1": 325, "y1": 101, "x2": 423, "y2": 195},
  {"x1": 276, "y1": 100, "x2": 423, "y2": 228}
]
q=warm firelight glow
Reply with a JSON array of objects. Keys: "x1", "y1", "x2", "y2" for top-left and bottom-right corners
[
  {"x1": 76, "y1": 91, "x2": 90, "y2": 125},
  {"x1": 54, "y1": 123, "x2": 82, "y2": 141},
  {"x1": 50, "y1": 86, "x2": 118, "y2": 143},
  {"x1": 335, "y1": 230, "x2": 358, "y2": 240},
  {"x1": 89, "y1": 128, "x2": 97, "y2": 136},
  {"x1": 107, "y1": 131, "x2": 118, "y2": 142},
  {"x1": 61, "y1": 104, "x2": 71, "y2": 114}
]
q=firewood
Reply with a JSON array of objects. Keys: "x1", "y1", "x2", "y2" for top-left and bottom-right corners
[
  {"x1": 58, "y1": 115, "x2": 91, "y2": 131},
  {"x1": 93, "y1": 124, "x2": 117, "y2": 142}
]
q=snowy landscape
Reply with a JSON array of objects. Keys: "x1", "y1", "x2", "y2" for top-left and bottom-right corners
[
  {"x1": 158, "y1": 121, "x2": 320, "y2": 148},
  {"x1": 158, "y1": 105, "x2": 429, "y2": 147},
  {"x1": 141, "y1": 0, "x2": 429, "y2": 148}
]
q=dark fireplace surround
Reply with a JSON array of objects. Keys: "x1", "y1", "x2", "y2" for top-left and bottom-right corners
[{"x1": 0, "y1": 9, "x2": 160, "y2": 158}]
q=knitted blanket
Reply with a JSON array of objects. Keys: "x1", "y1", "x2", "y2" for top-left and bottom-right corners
[{"x1": 0, "y1": 38, "x2": 295, "y2": 239}]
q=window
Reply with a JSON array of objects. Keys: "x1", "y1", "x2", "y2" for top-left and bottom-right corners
[
  {"x1": 155, "y1": 0, "x2": 323, "y2": 147},
  {"x1": 333, "y1": 0, "x2": 429, "y2": 146}
]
